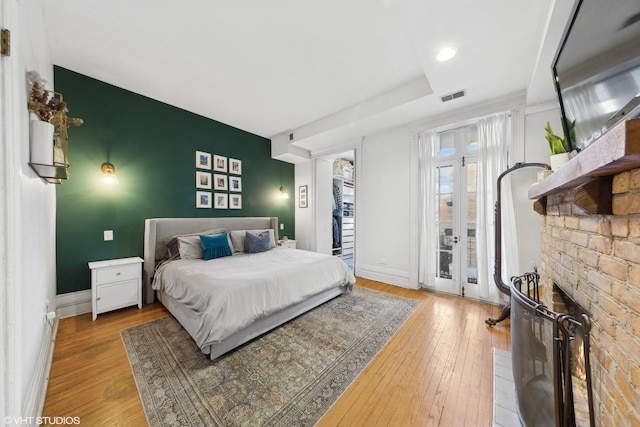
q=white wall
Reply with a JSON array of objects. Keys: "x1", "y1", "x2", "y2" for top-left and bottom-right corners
[
  {"x1": 294, "y1": 160, "x2": 314, "y2": 250},
  {"x1": 513, "y1": 104, "x2": 563, "y2": 272},
  {"x1": 291, "y1": 102, "x2": 564, "y2": 296},
  {"x1": 1, "y1": 0, "x2": 58, "y2": 420},
  {"x1": 294, "y1": 157, "x2": 334, "y2": 254},
  {"x1": 524, "y1": 104, "x2": 563, "y2": 163},
  {"x1": 355, "y1": 126, "x2": 413, "y2": 287}
]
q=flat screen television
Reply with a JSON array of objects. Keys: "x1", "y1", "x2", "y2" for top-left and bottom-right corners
[{"x1": 553, "y1": 0, "x2": 640, "y2": 151}]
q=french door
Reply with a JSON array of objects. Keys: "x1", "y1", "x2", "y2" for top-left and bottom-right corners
[{"x1": 433, "y1": 126, "x2": 479, "y2": 298}]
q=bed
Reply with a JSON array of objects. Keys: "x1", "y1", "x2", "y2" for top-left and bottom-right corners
[{"x1": 143, "y1": 217, "x2": 355, "y2": 360}]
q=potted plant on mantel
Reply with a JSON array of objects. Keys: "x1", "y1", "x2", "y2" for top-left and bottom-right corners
[
  {"x1": 545, "y1": 119, "x2": 576, "y2": 171},
  {"x1": 26, "y1": 71, "x2": 83, "y2": 183}
]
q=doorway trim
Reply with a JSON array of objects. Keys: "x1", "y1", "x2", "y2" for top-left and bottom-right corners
[{"x1": 1, "y1": 0, "x2": 23, "y2": 418}]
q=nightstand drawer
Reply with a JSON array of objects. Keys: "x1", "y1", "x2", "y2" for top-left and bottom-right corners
[
  {"x1": 96, "y1": 279, "x2": 139, "y2": 312},
  {"x1": 95, "y1": 264, "x2": 138, "y2": 285}
]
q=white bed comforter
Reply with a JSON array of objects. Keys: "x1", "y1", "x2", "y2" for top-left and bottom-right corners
[{"x1": 152, "y1": 247, "x2": 355, "y2": 348}]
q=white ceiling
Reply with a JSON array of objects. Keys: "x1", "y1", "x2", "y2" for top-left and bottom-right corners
[{"x1": 43, "y1": 0, "x2": 574, "y2": 158}]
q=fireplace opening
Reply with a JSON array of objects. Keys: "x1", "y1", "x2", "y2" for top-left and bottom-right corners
[
  {"x1": 510, "y1": 272, "x2": 595, "y2": 426},
  {"x1": 553, "y1": 284, "x2": 593, "y2": 427}
]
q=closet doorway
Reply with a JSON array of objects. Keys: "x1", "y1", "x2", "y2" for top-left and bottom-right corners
[{"x1": 330, "y1": 153, "x2": 355, "y2": 270}]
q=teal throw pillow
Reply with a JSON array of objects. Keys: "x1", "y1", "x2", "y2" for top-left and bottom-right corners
[{"x1": 200, "y1": 234, "x2": 233, "y2": 260}]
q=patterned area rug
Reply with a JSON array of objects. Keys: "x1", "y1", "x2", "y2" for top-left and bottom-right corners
[{"x1": 121, "y1": 286, "x2": 418, "y2": 426}]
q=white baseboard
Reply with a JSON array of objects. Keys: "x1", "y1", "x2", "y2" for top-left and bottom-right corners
[
  {"x1": 356, "y1": 264, "x2": 416, "y2": 289},
  {"x1": 22, "y1": 318, "x2": 58, "y2": 425},
  {"x1": 56, "y1": 289, "x2": 92, "y2": 319}
]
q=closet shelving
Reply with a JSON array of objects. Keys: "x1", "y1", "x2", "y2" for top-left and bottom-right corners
[{"x1": 332, "y1": 159, "x2": 355, "y2": 268}]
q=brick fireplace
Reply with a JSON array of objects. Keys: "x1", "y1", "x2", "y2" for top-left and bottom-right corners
[{"x1": 534, "y1": 161, "x2": 640, "y2": 426}]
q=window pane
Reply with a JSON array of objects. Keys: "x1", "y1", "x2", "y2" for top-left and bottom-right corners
[
  {"x1": 435, "y1": 165, "x2": 453, "y2": 279},
  {"x1": 438, "y1": 222, "x2": 453, "y2": 279},
  {"x1": 467, "y1": 126, "x2": 478, "y2": 152},
  {"x1": 436, "y1": 165, "x2": 453, "y2": 193},
  {"x1": 466, "y1": 162, "x2": 477, "y2": 222},
  {"x1": 437, "y1": 165, "x2": 453, "y2": 222},
  {"x1": 436, "y1": 131, "x2": 455, "y2": 157}
]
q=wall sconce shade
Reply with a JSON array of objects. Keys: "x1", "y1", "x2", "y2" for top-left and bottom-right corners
[
  {"x1": 101, "y1": 162, "x2": 118, "y2": 184},
  {"x1": 280, "y1": 186, "x2": 289, "y2": 199}
]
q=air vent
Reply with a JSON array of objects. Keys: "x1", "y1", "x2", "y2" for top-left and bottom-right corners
[{"x1": 440, "y1": 90, "x2": 466, "y2": 103}]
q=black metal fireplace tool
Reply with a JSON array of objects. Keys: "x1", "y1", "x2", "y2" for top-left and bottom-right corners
[{"x1": 485, "y1": 162, "x2": 550, "y2": 326}]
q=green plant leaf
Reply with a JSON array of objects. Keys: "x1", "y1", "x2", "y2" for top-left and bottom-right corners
[
  {"x1": 568, "y1": 119, "x2": 577, "y2": 151},
  {"x1": 545, "y1": 121, "x2": 569, "y2": 154}
]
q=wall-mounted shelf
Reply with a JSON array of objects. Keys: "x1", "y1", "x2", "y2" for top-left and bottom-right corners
[
  {"x1": 529, "y1": 118, "x2": 640, "y2": 200},
  {"x1": 27, "y1": 72, "x2": 82, "y2": 184},
  {"x1": 28, "y1": 163, "x2": 69, "y2": 184}
]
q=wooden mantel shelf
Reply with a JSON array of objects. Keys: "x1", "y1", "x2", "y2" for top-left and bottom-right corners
[{"x1": 529, "y1": 118, "x2": 640, "y2": 200}]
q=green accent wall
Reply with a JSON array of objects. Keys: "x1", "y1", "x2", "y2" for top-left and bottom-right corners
[{"x1": 54, "y1": 67, "x2": 294, "y2": 295}]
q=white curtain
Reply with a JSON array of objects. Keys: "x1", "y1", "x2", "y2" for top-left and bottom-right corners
[
  {"x1": 417, "y1": 112, "x2": 513, "y2": 302},
  {"x1": 476, "y1": 112, "x2": 513, "y2": 302},
  {"x1": 417, "y1": 132, "x2": 437, "y2": 288}
]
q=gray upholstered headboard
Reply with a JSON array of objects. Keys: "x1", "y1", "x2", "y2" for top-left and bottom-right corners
[{"x1": 143, "y1": 217, "x2": 278, "y2": 304}]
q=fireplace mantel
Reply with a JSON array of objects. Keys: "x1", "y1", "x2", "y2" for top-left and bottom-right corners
[{"x1": 528, "y1": 118, "x2": 640, "y2": 203}]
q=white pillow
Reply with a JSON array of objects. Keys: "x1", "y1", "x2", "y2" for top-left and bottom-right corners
[
  {"x1": 166, "y1": 228, "x2": 226, "y2": 259},
  {"x1": 176, "y1": 235, "x2": 204, "y2": 259}
]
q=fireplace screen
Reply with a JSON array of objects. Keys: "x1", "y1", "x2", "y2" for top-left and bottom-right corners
[{"x1": 510, "y1": 272, "x2": 595, "y2": 427}]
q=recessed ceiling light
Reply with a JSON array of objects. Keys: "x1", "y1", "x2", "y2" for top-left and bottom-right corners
[{"x1": 436, "y1": 47, "x2": 457, "y2": 62}]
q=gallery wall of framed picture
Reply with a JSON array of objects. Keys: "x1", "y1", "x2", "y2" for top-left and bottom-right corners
[{"x1": 195, "y1": 151, "x2": 242, "y2": 210}]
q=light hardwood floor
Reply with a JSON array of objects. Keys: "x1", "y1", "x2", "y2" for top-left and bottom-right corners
[{"x1": 42, "y1": 278, "x2": 511, "y2": 426}]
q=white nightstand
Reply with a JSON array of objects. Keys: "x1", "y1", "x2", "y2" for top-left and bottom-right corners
[
  {"x1": 88, "y1": 257, "x2": 143, "y2": 320},
  {"x1": 278, "y1": 239, "x2": 297, "y2": 249}
]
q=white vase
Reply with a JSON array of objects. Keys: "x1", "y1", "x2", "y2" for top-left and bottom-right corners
[
  {"x1": 29, "y1": 119, "x2": 55, "y2": 165},
  {"x1": 550, "y1": 152, "x2": 571, "y2": 171}
]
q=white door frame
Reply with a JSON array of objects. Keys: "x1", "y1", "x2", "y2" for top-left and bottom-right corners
[
  {"x1": 1, "y1": 0, "x2": 23, "y2": 418},
  {"x1": 431, "y1": 130, "x2": 480, "y2": 299}
]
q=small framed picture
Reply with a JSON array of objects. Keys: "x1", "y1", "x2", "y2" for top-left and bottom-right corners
[
  {"x1": 213, "y1": 174, "x2": 228, "y2": 190},
  {"x1": 195, "y1": 171, "x2": 211, "y2": 189},
  {"x1": 229, "y1": 176, "x2": 242, "y2": 192},
  {"x1": 229, "y1": 158, "x2": 242, "y2": 175},
  {"x1": 299, "y1": 185, "x2": 308, "y2": 208},
  {"x1": 214, "y1": 193, "x2": 228, "y2": 209},
  {"x1": 229, "y1": 194, "x2": 242, "y2": 209},
  {"x1": 196, "y1": 151, "x2": 211, "y2": 170},
  {"x1": 213, "y1": 155, "x2": 227, "y2": 172},
  {"x1": 196, "y1": 191, "x2": 212, "y2": 208}
]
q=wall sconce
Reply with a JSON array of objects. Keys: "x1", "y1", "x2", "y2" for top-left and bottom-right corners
[
  {"x1": 101, "y1": 162, "x2": 118, "y2": 184},
  {"x1": 279, "y1": 185, "x2": 289, "y2": 199}
]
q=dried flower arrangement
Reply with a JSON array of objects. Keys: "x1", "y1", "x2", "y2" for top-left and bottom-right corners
[
  {"x1": 26, "y1": 71, "x2": 83, "y2": 169},
  {"x1": 27, "y1": 71, "x2": 83, "y2": 129}
]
